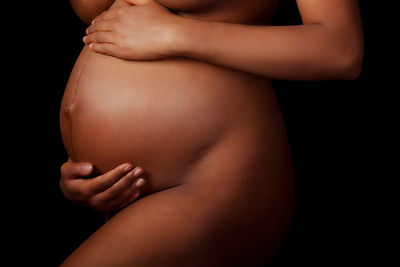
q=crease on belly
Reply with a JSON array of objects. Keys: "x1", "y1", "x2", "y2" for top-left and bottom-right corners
[{"x1": 68, "y1": 48, "x2": 92, "y2": 160}]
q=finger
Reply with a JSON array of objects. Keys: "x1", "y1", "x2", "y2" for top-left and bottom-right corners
[
  {"x1": 95, "y1": 168, "x2": 138, "y2": 201},
  {"x1": 86, "y1": 21, "x2": 114, "y2": 34},
  {"x1": 91, "y1": 174, "x2": 145, "y2": 211},
  {"x1": 134, "y1": 177, "x2": 146, "y2": 189},
  {"x1": 107, "y1": 182, "x2": 142, "y2": 211},
  {"x1": 89, "y1": 43, "x2": 122, "y2": 58},
  {"x1": 61, "y1": 161, "x2": 93, "y2": 179},
  {"x1": 84, "y1": 32, "x2": 115, "y2": 45},
  {"x1": 86, "y1": 164, "x2": 136, "y2": 193},
  {"x1": 113, "y1": 177, "x2": 145, "y2": 206},
  {"x1": 124, "y1": 177, "x2": 145, "y2": 200}
]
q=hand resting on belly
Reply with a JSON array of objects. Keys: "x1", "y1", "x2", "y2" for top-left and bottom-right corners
[
  {"x1": 60, "y1": 158, "x2": 146, "y2": 214},
  {"x1": 60, "y1": 0, "x2": 184, "y2": 213}
]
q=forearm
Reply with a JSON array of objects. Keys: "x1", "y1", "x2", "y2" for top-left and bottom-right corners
[
  {"x1": 70, "y1": 0, "x2": 115, "y2": 24},
  {"x1": 175, "y1": 18, "x2": 363, "y2": 80}
]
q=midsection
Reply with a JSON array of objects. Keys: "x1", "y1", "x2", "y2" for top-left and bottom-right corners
[{"x1": 60, "y1": 0, "x2": 288, "y2": 195}]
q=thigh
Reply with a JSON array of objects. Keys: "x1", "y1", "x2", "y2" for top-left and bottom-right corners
[
  {"x1": 61, "y1": 131, "x2": 294, "y2": 266},
  {"x1": 60, "y1": 183, "x2": 236, "y2": 267}
]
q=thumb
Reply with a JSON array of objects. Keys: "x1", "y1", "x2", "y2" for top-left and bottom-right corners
[
  {"x1": 61, "y1": 161, "x2": 94, "y2": 179},
  {"x1": 124, "y1": 0, "x2": 153, "y2": 5}
]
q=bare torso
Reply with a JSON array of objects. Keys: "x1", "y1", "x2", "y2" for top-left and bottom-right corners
[
  {"x1": 61, "y1": 0, "x2": 283, "y2": 193},
  {"x1": 60, "y1": 0, "x2": 295, "y2": 265}
]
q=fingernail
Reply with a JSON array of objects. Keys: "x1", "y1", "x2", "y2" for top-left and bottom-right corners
[
  {"x1": 84, "y1": 163, "x2": 93, "y2": 172},
  {"x1": 82, "y1": 36, "x2": 86, "y2": 43},
  {"x1": 133, "y1": 168, "x2": 143, "y2": 177},
  {"x1": 123, "y1": 164, "x2": 133, "y2": 173},
  {"x1": 86, "y1": 28, "x2": 89, "y2": 34},
  {"x1": 88, "y1": 43, "x2": 93, "y2": 48},
  {"x1": 133, "y1": 191, "x2": 141, "y2": 199},
  {"x1": 136, "y1": 178, "x2": 145, "y2": 187}
]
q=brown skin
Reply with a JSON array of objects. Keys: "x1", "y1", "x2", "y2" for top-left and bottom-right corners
[
  {"x1": 60, "y1": 0, "x2": 363, "y2": 265},
  {"x1": 60, "y1": 158, "x2": 145, "y2": 213},
  {"x1": 83, "y1": 0, "x2": 363, "y2": 80},
  {"x1": 62, "y1": 0, "x2": 363, "y2": 217}
]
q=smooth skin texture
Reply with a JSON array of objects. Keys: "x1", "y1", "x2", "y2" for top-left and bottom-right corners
[
  {"x1": 83, "y1": 0, "x2": 363, "y2": 80},
  {"x1": 66, "y1": 0, "x2": 363, "y2": 215},
  {"x1": 84, "y1": 0, "x2": 178, "y2": 60},
  {"x1": 60, "y1": 0, "x2": 363, "y2": 265},
  {"x1": 60, "y1": 158, "x2": 145, "y2": 213}
]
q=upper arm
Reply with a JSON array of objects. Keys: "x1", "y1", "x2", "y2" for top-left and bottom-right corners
[
  {"x1": 296, "y1": 0, "x2": 362, "y2": 29},
  {"x1": 297, "y1": 0, "x2": 364, "y2": 79},
  {"x1": 296, "y1": 0, "x2": 364, "y2": 78},
  {"x1": 70, "y1": 0, "x2": 116, "y2": 24}
]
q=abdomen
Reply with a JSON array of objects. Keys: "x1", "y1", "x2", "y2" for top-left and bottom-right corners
[{"x1": 60, "y1": 46, "x2": 278, "y2": 193}]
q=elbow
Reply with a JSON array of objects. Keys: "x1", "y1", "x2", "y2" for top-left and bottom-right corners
[{"x1": 333, "y1": 40, "x2": 364, "y2": 81}]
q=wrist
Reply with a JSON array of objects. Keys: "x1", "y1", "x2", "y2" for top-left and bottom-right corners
[{"x1": 166, "y1": 15, "x2": 197, "y2": 58}]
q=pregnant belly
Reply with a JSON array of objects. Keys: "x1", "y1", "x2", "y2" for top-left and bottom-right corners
[{"x1": 60, "y1": 47, "x2": 274, "y2": 193}]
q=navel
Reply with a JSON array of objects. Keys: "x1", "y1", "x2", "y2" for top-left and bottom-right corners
[{"x1": 63, "y1": 104, "x2": 75, "y2": 119}]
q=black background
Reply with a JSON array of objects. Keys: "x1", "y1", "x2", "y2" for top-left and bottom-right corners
[{"x1": 4, "y1": 1, "x2": 386, "y2": 266}]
